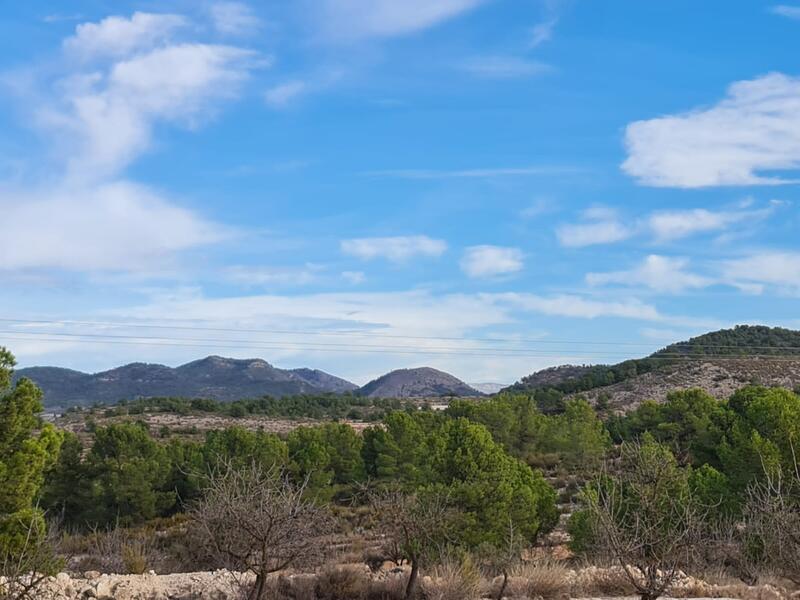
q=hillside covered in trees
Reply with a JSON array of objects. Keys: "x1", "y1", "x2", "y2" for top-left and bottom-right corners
[{"x1": 506, "y1": 326, "x2": 800, "y2": 409}]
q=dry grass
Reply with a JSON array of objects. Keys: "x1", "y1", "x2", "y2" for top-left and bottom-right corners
[
  {"x1": 365, "y1": 572, "x2": 408, "y2": 600},
  {"x1": 569, "y1": 565, "x2": 637, "y2": 597},
  {"x1": 76, "y1": 526, "x2": 160, "y2": 575},
  {"x1": 421, "y1": 557, "x2": 483, "y2": 600},
  {"x1": 506, "y1": 559, "x2": 570, "y2": 599}
]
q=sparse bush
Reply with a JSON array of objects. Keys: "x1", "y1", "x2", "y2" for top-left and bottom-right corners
[
  {"x1": 82, "y1": 525, "x2": 159, "y2": 575},
  {"x1": 421, "y1": 556, "x2": 483, "y2": 600},
  {"x1": 315, "y1": 564, "x2": 369, "y2": 600},
  {"x1": 366, "y1": 573, "x2": 408, "y2": 600}
]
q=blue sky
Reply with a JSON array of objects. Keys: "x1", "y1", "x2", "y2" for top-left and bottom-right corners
[{"x1": 1, "y1": 0, "x2": 800, "y2": 385}]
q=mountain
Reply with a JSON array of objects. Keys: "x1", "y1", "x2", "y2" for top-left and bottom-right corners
[
  {"x1": 289, "y1": 368, "x2": 359, "y2": 394},
  {"x1": 359, "y1": 367, "x2": 481, "y2": 398},
  {"x1": 468, "y1": 382, "x2": 509, "y2": 395},
  {"x1": 505, "y1": 325, "x2": 800, "y2": 411},
  {"x1": 14, "y1": 356, "x2": 357, "y2": 409}
]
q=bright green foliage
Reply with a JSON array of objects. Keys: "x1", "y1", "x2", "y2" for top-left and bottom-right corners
[
  {"x1": 718, "y1": 387, "x2": 800, "y2": 491},
  {"x1": 86, "y1": 422, "x2": 175, "y2": 526},
  {"x1": 41, "y1": 431, "x2": 91, "y2": 527},
  {"x1": 431, "y1": 418, "x2": 558, "y2": 547},
  {"x1": 287, "y1": 426, "x2": 334, "y2": 496},
  {"x1": 286, "y1": 423, "x2": 364, "y2": 498},
  {"x1": 202, "y1": 426, "x2": 288, "y2": 472},
  {"x1": 688, "y1": 464, "x2": 735, "y2": 519},
  {"x1": 608, "y1": 389, "x2": 731, "y2": 468},
  {"x1": 362, "y1": 412, "x2": 429, "y2": 483},
  {"x1": 320, "y1": 422, "x2": 365, "y2": 484},
  {"x1": 539, "y1": 399, "x2": 610, "y2": 468},
  {"x1": 0, "y1": 347, "x2": 62, "y2": 556},
  {"x1": 364, "y1": 412, "x2": 558, "y2": 549},
  {"x1": 163, "y1": 438, "x2": 205, "y2": 507},
  {"x1": 447, "y1": 395, "x2": 608, "y2": 469}
]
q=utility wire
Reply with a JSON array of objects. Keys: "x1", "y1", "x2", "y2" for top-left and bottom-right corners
[
  {"x1": 0, "y1": 317, "x2": 797, "y2": 352},
  {"x1": 5, "y1": 332, "x2": 800, "y2": 361}
]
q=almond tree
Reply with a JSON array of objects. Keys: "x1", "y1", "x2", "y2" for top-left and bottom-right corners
[
  {"x1": 190, "y1": 460, "x2": 334, "y2": 600},
  {"x1": 576, "y1": 437, "x2": 707, "y2": 600}
]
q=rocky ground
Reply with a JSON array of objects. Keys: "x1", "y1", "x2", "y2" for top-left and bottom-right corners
[
  {"x1": 573, "y1": 359, "x2": 800, "y2": 413},
  {"x1": 12, "y1": 564, "x2": 796, "y2": 600}
]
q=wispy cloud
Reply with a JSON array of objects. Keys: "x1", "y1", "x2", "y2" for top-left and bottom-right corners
[
  {"x1": 529, "y1": 0, "x2": 563, "y2": 47},
  {"x1": 209, "y1": 2, "x2": 261, "y2": 36},
  {"x1": 313, "y1": 0, "x2": 488, "y2": 41},
  {"x1": 722, "y1": 251, "x2": 800, "y2": 294},
  {"x1": 365, "y1": 165, "x2": 576, "y2": 179},
  {"x1": 556, "y1": 202, "x2": 779, "y2": 247},
  {"x1": 647, "y1": 206, "x2": 772, "y2": 241},
  {"x1": 264, "y1": 80, "x2": 308, "y2": 107},
  {"x1": 460, "y1": 245, "x2": 524, "y2": 278},
  {"x1": 341, "y1": 235, "x2": 447, "y2": 262},
  {"x1": 556, "y1": 207, "x2": 633, "y2": 247},
  {"x1": 460, "y1": 56, "x2": 551, "y2": 79},
  {"x1": 623, "y1": 73, "x2": 800, "y2": 187},
  {"x1": 63, "y1": 12, "x2": 187, "y2": 60},
  {"x1": 224, "y1": 264, "x2": 321, "y2": 287},
  {"x1": 771, "y1": 4, "x2": 800, "y2": 19},
  {"x1": 587, "y1": 255, "x2": 712, "y2": 293}
]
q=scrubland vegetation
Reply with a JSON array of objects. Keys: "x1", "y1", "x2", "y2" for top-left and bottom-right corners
[{"x1": 3, "y1": 344, "x2": 800, "y2": 599}]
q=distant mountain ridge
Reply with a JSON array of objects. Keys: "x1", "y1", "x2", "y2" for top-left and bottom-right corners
[
  {"x1": 15, "y1": 356, "x2": 358, "y2": 409},
  {"x1": 505, "y1": 325, "x2": 800, "y2": 411},
  {"x1": 360, "y1": 367, "x2": 481, "y2": 398},
  {"x1": 14, "y1": 358, "x2": 480, "y2": 409}
]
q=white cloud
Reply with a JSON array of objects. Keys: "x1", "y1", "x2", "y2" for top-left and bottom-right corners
[
  {"x1": 314, "y1": 0, "x2": 487, "y2": 40},
  {"x1": 520, "y1": 197, "x2": 556, "y2": 219},
  {"x1": 0, "y1": 181, "x2": 227, "y2": 271},
  {"x1": 460, "y1": 56, "x2": 551, "y2": 79},
  {"x1": 722, "y1": 252, "x2": 800, "y2": 291},
  {"x1": 225, "y1": 264, "x2": 320, "y2": 286},
  {"x1": 63, "y1": 12, "x2": 187, "y2": 60},
  {"x1": 501, "y1": 293, "x2": 662, "y2": 321},
  {"x1": 771, "y1": 5, "x2": 800, "y2": 19},
  {"x1": 587, "y1": 255, "x2": 713, "y2": 293},
  {"x1": 460, "y1": 246, "x2": 524, "y2": 278},
  {"x1": 647, "y1": 208, "x2": 756, "y2": 241},
  {"x1": 557, "y1": 220, "x2": 632, "y2": 247},
  {"x1": 264, "y1": 80, "x2": 308, "y2": 107},
  {"x1": 51, "y1": 43, "x2": 257, "y2": 178},
  {"x1": 342, "y1": 271, "x2": 366, "y2": 284},
  {"x1": 341, "y1": 236, "x2": 447, "y2": 262},
  {"x1": 3, "y1": 14, "x2": 254, "y2": 276},
  {"x1": 209, "y1": 2, "x2": 261, "y2": 35},
  {"x1": 623, "y1": 73, "x2": 800, "y2": 187}
]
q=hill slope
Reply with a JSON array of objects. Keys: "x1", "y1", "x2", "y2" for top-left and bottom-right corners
[
  {"x1": 14, "y1": 356, "x2": 357, "y2": 409},
  {"x1": 359, "y1": 367, "x2": 481, "y2": 398},
  {"x1": 506, "y1": 325, "x2": 800, "y2": 411}
]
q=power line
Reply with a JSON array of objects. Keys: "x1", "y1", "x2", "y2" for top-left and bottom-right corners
[
  {"x1": 0, "y1": 317, "x2": 797, "y2": 352},
  {"x1": 5, "y1": 332, "x2": 800, "y2": 361}
]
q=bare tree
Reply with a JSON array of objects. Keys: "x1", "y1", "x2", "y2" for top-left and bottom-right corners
[
  {"x1": 475, "y1": 519, "x2": 524, "y2": 600},
  {"x1": 366, "y1": 487, "x2": 452, "y2": 600},
  {"x1": 189, "y1": 460, "x2": 334, "y2": 600},
  {"x1": 579, "y1": 439, "x2": 707, "y2": 600},
  {"x1": 742, "y1": 442, "x2": 800, "y2": 585}
]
